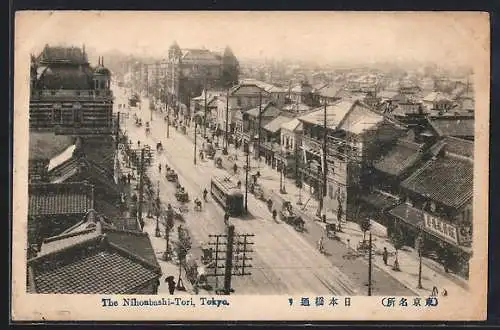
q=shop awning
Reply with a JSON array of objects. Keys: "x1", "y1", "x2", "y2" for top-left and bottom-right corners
[{"x1": 388, "y1": 203, "x2": 424, "y2": 228}]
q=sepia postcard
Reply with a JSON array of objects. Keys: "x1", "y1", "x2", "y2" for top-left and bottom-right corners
[{"x1": 11, "y1": 11, "x2": 489, "y2": 321}]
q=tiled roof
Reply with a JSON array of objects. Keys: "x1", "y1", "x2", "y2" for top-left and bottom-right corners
[
  {"x1": 428, "y1": 117, "x2": 474, "y2": 138},
  {"x1": 80, "y1": 136, "x2": 116, "y2": 173},
  {"x1": 378, "y1": 90, "x2": 399, "y2": 100},
  {"x1": 298, "y1": 100, "x2": 354, "y2": 128},
  {"x1": 263, "y1": 115, "x2": 295, "y2": 133},
  {"x1": 338, "y1": 102, "x2": 384, "y2": 134},
  {"x1": 28, "y1": 182, "x2": 93, "y2": 216},
  {"x1": 443, "y1": 136, "x2": 474, "y2": 159},
  {"x1": 48, "y1": 145, "x2": 76, "y2": 172},
  {"x1": 37, "y1": 46, "x2": 88, "y2": 64},
  {"x1": 423, "y1": 91, "x2": 452, "y2": 103},
  {"x1": 238, "y1": 79, "x2": 286, "y2": 93},
  {"x1": 49, "y1": 158, "x2": 120, "y2": 196},
  {"x1": 373, "y1": 139, "x2": 424, "y2": 177},
  {"x1": 401, "y1": 155, "x2": 473, "y2": 209},
  {"x1": 29, "y1": 133, "x2": 75, "y2": 161},
  {"x1": 359, "y1": 191, "x2": 400, "y2": 210},
  {"x1": 280, "y1": 118, "x2": 303, "y2": 132},
  {"x1": 29, "y1": 238, "x2": 160, "y2": 294},
  {"x1": 245, "y1": 103, "x2": 281, "y2": 118},
  {"x1": 316, "y1": 85, "x2": 341, "y2": 99}
]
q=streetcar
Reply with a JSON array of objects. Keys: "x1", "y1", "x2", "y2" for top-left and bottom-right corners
[{"x1": 210, "y1": 176, "x2": 244, "y2": 217}]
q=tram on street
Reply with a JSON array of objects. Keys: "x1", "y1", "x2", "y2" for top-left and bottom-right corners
[{"x1": 210, "y1": 176, "x2": 244, "y2": 217}]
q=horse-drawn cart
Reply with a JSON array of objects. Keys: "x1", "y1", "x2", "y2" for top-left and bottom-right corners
[
  {"x1": 269, "y1": 193, "x2": 304, "y2": 231},
  {"x1": 166, "y1": 169, "x2": 178, "y2": 182},
  {"x1": 175, "y1": 187, "x2": 189, "y2": 203}
]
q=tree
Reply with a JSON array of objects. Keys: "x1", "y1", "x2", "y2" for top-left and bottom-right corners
[
  {"x1": 221, "y1": 46, "x2": 239, "y2": 88},
  {"x1": 390, "y1": 225, "x2": 405, "y2": 271},
  {"x1": 359, "y1": 217, "x2": 372, "y2": 241},
  {"x1": 163, "y1": 208, "x2": 175, "y2": 261}
]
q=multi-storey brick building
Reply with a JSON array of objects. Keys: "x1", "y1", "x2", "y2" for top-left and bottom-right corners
[{"x1": 298, "y1": 100, "x2": 403, "y2": 221}]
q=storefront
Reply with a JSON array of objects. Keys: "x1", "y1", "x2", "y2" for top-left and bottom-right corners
[
  {"x1": 357, "y1": 189, "x2": 400, "y2": 228},
  {"x1": 388, "y1": 203, "x2": 471, "y2": 279}
]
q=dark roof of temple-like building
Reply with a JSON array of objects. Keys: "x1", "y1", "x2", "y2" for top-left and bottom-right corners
[
  {"x1": 27, "y1": 209, "x2": 161, "y2": 294},
  {"x1": 29, "y1": 132, "x2": 76, "y2": 161},
  {"x1": 28, "y1": 182, "x2": 94, "y2": 216},
  {"x1": 36, "y1": 45, "x2": 89, "y2": 65},
  {"x1": 401, "y1": 154, "x2": 473, "y2": 209},
  {"x1": 428, "y1": 116, "x2": 474, "y2": 138},
  {"x1": 28, "y1": 234, "x2": 160, "y2": 294},
  {"x1": 373, "y1": 139, "x2": 425, "y2": 177}
]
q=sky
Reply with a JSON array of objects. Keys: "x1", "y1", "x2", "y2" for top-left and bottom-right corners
[{"x1": 16, "y1": 11, "x2": 488, "y2": 67}]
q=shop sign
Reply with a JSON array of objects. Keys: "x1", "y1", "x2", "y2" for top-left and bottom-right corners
[{"x1": 423, "y1": 213, "x2": 458, "y2": 244}]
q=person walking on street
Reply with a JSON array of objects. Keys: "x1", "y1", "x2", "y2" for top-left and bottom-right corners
[
  {"x1": 383, "y1": 247, "x2": 389, "y2": 266},
  {"x1": 317, "y1": 236, "x2": 325, "y2": 254},
  {"x1": 165, "y1": 276, "x2": 176, "y2": 295},
  {"x1": 233, "y1": 163, "x2": 238, "y2": 174},
  {"x1": 158, "y1": 163, "x2": 162, "y2": 173}
]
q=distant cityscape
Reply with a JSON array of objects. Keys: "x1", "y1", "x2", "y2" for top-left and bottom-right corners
[{"x1": 26, "y1": 42, "x2": 473, "y2": 297}]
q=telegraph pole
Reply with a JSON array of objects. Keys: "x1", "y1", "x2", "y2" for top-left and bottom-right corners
[
  {"x1": 223, "y1": 225, "x2": 235, "y2": 294},
  {"x1": 115, "y1": 112, "x2": 120, "y2": 151},
  {"x1": 368, "y1": 231, "x2": 373, "y2": 296},
  {"x1": 417, "y1": 231, "x2": 423, "y2": 289},
  {"x1": 318, "y1": 100, "x2": 327, "y2": 216},
  {"x1": 224, "y1": 88, "x2": 229, "y2": 154},
  {"x1": 256, "y1": 91, "x2": 262, "y2": 162},
  {"x1": 203, "y1": 78, "x2": 207, "y2": 138},
  {"x1": 194, "y1": 121, "x2": 198, "y2": 165},
  {"x1": 244, "y1": 143, "x2": 249, "y2": 213},
  {"x1": 137, "y1": 148, "x2": 145, "y2": 228},
  {"x1": 155, "y1": 180, "x2": 161, "y2": 237}
]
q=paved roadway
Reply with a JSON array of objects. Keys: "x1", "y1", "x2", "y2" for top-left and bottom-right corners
[{"x1": 113, "y1": 85, "x2": 413, "y2": 296}]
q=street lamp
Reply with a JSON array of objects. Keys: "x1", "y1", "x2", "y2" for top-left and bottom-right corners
[
  {"x1": 244, "y1": 141, "x2": 253, "y2": 213},
  {"x1": 279, "y1": 160, "x2": 286, "y2": 194},
  {"x1": 194, "y1": 114, "x2": 199, "y2": 165},
  {"x1": 417, "y1": 231, "x2": 424, "y2": 289}
]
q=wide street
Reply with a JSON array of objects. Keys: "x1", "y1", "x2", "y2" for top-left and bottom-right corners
[{"x1": 114, "y1": 85, "x2": 414, "y2": 296}]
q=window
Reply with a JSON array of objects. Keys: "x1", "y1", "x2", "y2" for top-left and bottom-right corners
[{"x1": 237, "y1": 97, "x2": 242, "y2": 106}]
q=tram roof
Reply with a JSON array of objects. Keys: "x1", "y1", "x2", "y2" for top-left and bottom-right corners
[{"x1": 211, "y1": 176, "x2": 243, "y2": 196}]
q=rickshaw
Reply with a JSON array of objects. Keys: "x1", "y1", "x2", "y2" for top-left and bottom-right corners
[
  {"x1": 194, "y1": 198, "x2": 202, "y2": 211},
  {"x1": 156, "y1": 142, "x2": 163, "y2": 152},
  {"x1": 270, "y1": 193, "x2": 304, "y2": 231},
  {"x1": 166, "y1": 169, "x2": 178, "y2": 182},
  {"x1": 175, "y1": 186, "x2": 189, "y2": 202},
  {"x1": 145, "y1": 122, "x2": 151, "y2": 135},
  {"x1": 205, "y1": 143, "x2": 216, "y2": 159},
  {"x1": 325, "y1": 223, "x2": 338, "y2": 239},
  {"x1": 249, "y1": 182, "x2": 265, "y2": 200},
  {"x1": 214, "y1": 157, "x2": 223, "y2": 168}
]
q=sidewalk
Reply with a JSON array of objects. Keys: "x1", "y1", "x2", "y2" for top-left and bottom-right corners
[{"x1": 179, "y1": 123, "x2": 471, "y2": 297}]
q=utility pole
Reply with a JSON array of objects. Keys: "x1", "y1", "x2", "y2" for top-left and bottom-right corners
[
  {"x1": 203, "y1": 77, "x2": 207, "y2": 138},
  {"x1": 256, "y1": 92, "x2": 263, "y2": 163},
  {"x1": 368, "y1": 231, "x2": 373, "y2": 296},
  {"x1": 318, "y1": 100, "x2": 327, "y2": 217},
  {"x1": 223, "y1": 225, "x2": 235, "y2": 294},
  {"x1": 244, "y1": 143, "x2": 250, "y2": 213},
  {"x1": 224, "y1": 88, "x2": 229, "y2": 154},
  {"x1": 207, "y1": 226, "x2": 254, "y2": 295},
  {"x1": 155, "y1": 180, "x2": 161, "y2": 237},
  {"x1": 194, "y1": 121, "x2": 198, "y2": 165},
  {"x1": 115, "y1": 112, "x2": 120, "y2": 151},
  {"x1": 417, "y1": 231, "x2": 423, "y2": 289},
  {"x1": 137, "y1": 148, "x2": 145, "y2": 229}
]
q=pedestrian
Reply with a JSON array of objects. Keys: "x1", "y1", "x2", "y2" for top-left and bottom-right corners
[
  {"x1": 165, "y1": 276, "x2": 176, "y2": 295},
  {"x1": 233, "y1": 163, "x2": 238, "y2": 174},
  {"x1": 383, "y1": 247, "x2": 389, "y2": 266},
  {"x1": 317, "y1": 236, "x2": 325, "y2": 253},
  {"x1": 272, "y1": 209, "x2": 277, "y2": 222},
  {"x1": 224, "y1": 212, "x2": 230, "y2": 226},
  {"x1": 127, "y1": 173, "x2": 131, "y2": 184},
  {"x1": 432, "y1": 286, "x2": 439, "y2": 297}
]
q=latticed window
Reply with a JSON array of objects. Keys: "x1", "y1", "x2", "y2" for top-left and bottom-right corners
[{"x1": 52, "y1": 103, "x2": 62, "y2": 124}]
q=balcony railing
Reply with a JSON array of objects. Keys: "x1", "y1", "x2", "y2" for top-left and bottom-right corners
[{"x1": 30, "y1": 89, "x2": 113, "y2": 100}]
